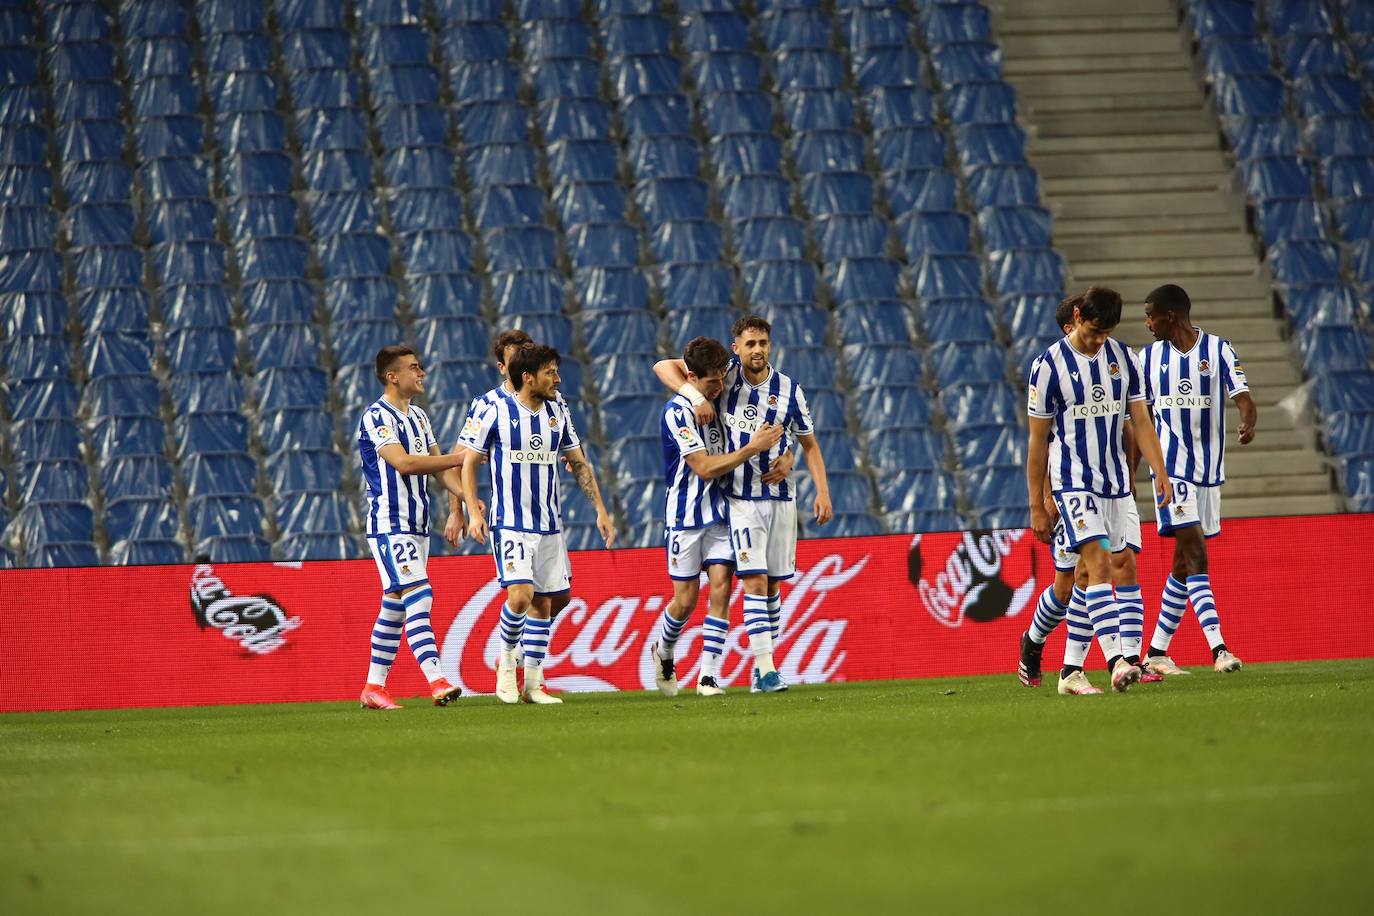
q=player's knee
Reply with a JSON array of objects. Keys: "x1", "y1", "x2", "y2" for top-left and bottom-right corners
[
  {"x1": 674, "y1": 581, "x2": 701, "y2": 611},
  {"x1": 1111, "y1": 550, "x2": 1137, "y2": 586},
  {"x1": 740, "y1": 573, "x2": 769, "y2": 596},
  {"x1": 1052, "y1": 573, "x2": 1074, "y2": 606}
]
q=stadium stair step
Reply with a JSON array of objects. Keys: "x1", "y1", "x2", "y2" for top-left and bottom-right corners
[{"x1": 997, "y1": 0, "x2": 1343, "y2": 519}]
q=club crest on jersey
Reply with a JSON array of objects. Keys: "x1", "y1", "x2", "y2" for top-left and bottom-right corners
[
  {"x1": 1198, "y1": 359, "x2": 1212, "y2": 375},
  {"x1": 767, "y1": 394, "x2": 778, "y2": 407},
  {"x1": 739, "y1": 551, "x2": 749, "y2": 563},
  {"x1": 1108, "y1": 362, "x2": 1120, "y2": 377},
  {"x1": 549, "y1": 414, "x2": 560, "y2": 427},
  {"x1": 400, "y1": 565, "x2": 411, "y2": 575}
]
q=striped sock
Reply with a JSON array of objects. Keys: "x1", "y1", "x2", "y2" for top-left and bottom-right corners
[
  {"x1": 767, "y1": 591, "x2": 782, "y2": 643},
  {"x1": 366, "y1": 596, "x2": 406, "y2": 685},
  {"x1": 1187, "y1": 574, "x2": 1227, "y2": 652},
  {"x1": 1151, "y1": 575, "x2": 1189, "y2": 654},
  {"x1": 700, "y1": 614, "x2": 728, "y2": 678},
  {"x1": 522, "y1": 616, "x2": 552, "y2": 670},
  {"x1": 403, "y1": 587, "x2": 442, "y2": 683},
  {"x1": 657, "y1": 610, "x2": 689, "y2": 661},
  {"x1": 499, "y1": 603, "x2": 526, "y2": 652},
  {"x1": 1116, "y1": 584, "x2": 1145, "y2": 661},
  {"x1": 1028, "y1": 586, "x2": 1067, "y2": 644},
  {"x1": 1084, "y1": 583, "x2": 1122, "y2": 665},
  {"x1": 742, "y1": 594, "x2": 775, "y2": 674},
  {"x1": 1063, "y1": 585, "x2": 1092, "y2": 670}
]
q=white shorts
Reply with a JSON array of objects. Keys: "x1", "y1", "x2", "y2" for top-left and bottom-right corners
[
  {"x1": 1154, "y1": 476, "x2": 1222, "y2": 538},
  {"x1": 1053, "y1": 490, "x2": 1138, "y2": 555},
  {"x1": 727, "y1": 497, "x2": 797, "y2": 579},
  {"x1": 1051, "y1": 520, "x2": 1077, "y2": 572},
  {"x1": 666, "y1": 523, "x2": 734, "y2": 580},
  {"x1": 369, "y1": 533, "x2": 430, "y2": 594},
  {"x1": 491, "y1": 528, "x2": 571, "y2": 595}
]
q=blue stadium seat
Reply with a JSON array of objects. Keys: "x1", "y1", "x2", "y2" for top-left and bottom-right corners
[
  {"x1": 734, "y1": 217, "x2": 808, "y2": 263},
  {"x1": 331, "y1": 319, "x2": 402, "y2": 367},
  {"x1": 815, "y1": 213, "x2": 890, "y2": 261},
  {"x1": 772, "y1": 48, "x2": 844, "y2": 91},
  {"x1": 105, "y1": 498, "x2": 180, "y2": 543},
  {"x1": 100, "y1": 455, "x2": 173, "y2": 505},
  {"x1": 546, "y1": 139, "x2": 619, "y2": 184},
  {"x1": 782, "y1": 89, "x2": 854, "y2": 132},
  {"x1": 877, "y1": 468, "x2": 959, "y2": 515},
  {"x1": 963, "y1": 164, "x2": 1040, "y2": 208},
  {"x1": 608, "y1": 437, "x2": 662, "y2": 486},
  {"x1": 408, "y1": 272, "x2": 482, "y2": 318},
  {"x1": 863, "y1": 427, "x2": 947, "y2": 471},
  {"x1": 659, "y1": 261, "x2": 736, "y2": 310},
  {"x1": 923, "y1": 298, "x2": 998, "y2": 343},
  {"x1": 8, "y1": 419, "x2": 80, "y2": 467},
  {"x1": 804, "y1": 386, "x2": 847, "y2": 431},
  {"x1": 627, "y1": 134, "x2": 700, "y2": 181},
  {"x1": 165, "y1": 326, "x2": 238, "y2": 374},
  {"x1": 307, "y1": 191, "x2": 381, "y2": 236},
  {"x1": 569, "y1": 222, "x2": 641, "y2": 269},
  {"x1": 255, "y1": 366, "x2": 330, "y2": 410},
  {"x1": 553, "y1": 181, "x2": 628, "y2": 227},
  {"x1": 1004, "y1": 293, "x2": 1065, "y2": 339},
  {"x1": 1211, "y1": 74, "x2": 1285, "y2": 117},
  {"x1": 3, "y1": 334, "x2": 69, "y2": 380},
  {"x1": 387, "y1": 187, "x2": 464, "y2": 234},
  {"x1": 203, "y1": 27, "x2": 272, "y2": 69},
  {"x1": 413, "y1": 319, "x2": 489, "y2": 363},
  {"x1": 381, "y1": 144, "x2": 454, "y2": 188},
  {"x1": 852, "y1": 46, "x2": 923, "y2": 93},
  {"x1": 6, "y1": 501, "x2": 96, "y2": 552},
  {"x1": 912, "y1": 253, "x2": 983, "y2": 299},
  {"x1": 275, "y1": 491, "x2": 352, "y2": 535},
  {"x1": 885, "y1": 169, "x2": 960, "y2": 215},
  {"x1": 771, "y1": 346, "x2": 840, "y2": 387},
  {"x1": 251, "y1": 322, "x2": 321, "y2": 371},
  {"x1": 0, "y1": 247, "x2": 63, "y2": 292},
  {"x1": 875, "y1": 126, "x2": 947, "y2": 175},
  {"x1": 14, "y1": 460, "x2": 89, "y2": 503},
  {"x1": 1325, "y1": 409, "x2": 1374, "y2": 457},
  {"x1": 243, "y1": 279, "x2": 314, "y2": 324},
  {"x1": 826, "y1": 256, "x2": 903, "y2": 304},
  {"x1": 78, "y1": 287, "x2": 151, "y2": 335},
  {"x1": 811, "y1": 430, "x2": 860, "y2": 471},
  {"x1": 151, "y1": 240, "x2": 227, "y2": 285},
  {"x1": 449, "y1": 59, "x2": 519, "y2": 106},
  {"x1": 484, "y1": 225, "x2": 559, "y2": 271},
  {"x1": 0, "y1": 124, "x2": 46, "y2": 167},
  {"x1": 489, "y1": 270, "x2": 567, "y2": 315},
  {"x1": 759, "y1": 302, "x2": 830, "y2": 346},
  {"x1": 301, "y1": 149, "x2": 373, "y2": 193},
  {"x1": 1223, "y1": 115, "x2": 1301, "y2": 160},
  {"x1": 1324, "y1": 156, "x2": 1374, "y2": 202},
  {"x1": 1293, "y1": 74, "x2": 1363, "y2": 117},
  {"x1": 454, "y1": 100, "x2": 527, "y2": 145},
  {"x1": 531, "y1": 56, "x2": 600, "y2": 100},
  {"x1": 636, "y1": 177, "x2": 711, "y2": 225},
  {"x1": 1198, "y1": 36, "x2": 1271, "y2": 80},
  {"x1": 296, "y1": 107, "x2": 370, "y2": 151},
  {"x1": 91, "y1": 415, "x2": 166, "y2": 459},
  {"x1": 1307, "y1": 115, "x2": 1374, "y2": 159},
  {"x1": 277, "y1": 533, "x2": 357, "y2": 561},
  {"x1": 792, "y1": 128, "x2": 867, "y2": 174},
  {"x1": 718, "y1": 175, "x2": 789, "y2": 222},
  {"x1": 174, "y1": 411, "x2": 249, "y2": 459},
  {"x1": 84, "y1": 373, "x2": 160, "y2": 422},
  {"x1": 238, "y1": 236, "x2": 312, "y2": 283},
  {"x1": 60, "y1": 81, "x2": 127, "y2": 121},
  {"x1": 8, "y1": 378, "x2": 81, "y2": 420},
  {"x1": 591, "y1": 352, "x2": 659, "y2": 397},
  {"x1": 664, "y1": 305, "x2": 737, "y2": 350},
  {"x1": 865, "y1": 87, "x2": 939, "y2": 135},
  {"x1": 843, "y1": 344, "x2": 923, "y2": 388},
  {"x1": 145, "y1": 198, "x2": 217, "y2": 243},
  {"x1": 801, "y1": 171, "x2": 874, "y2": 215},
  {"x1": 1255, "y1": 197, "x2": 1326, "y2": 244},
  {"x1": 711, "y1": 132, "x2": 784, "y2": 177},
  {"x1": 963, "y1": 464, "x2": 1024, "y2": 512},
  {"x1": 2, "y1": 290, "x2": 68, "y2": 338},
  {"x1": 515, "y1": 312, "x2": 576, "y2": 352},
  {"x1": 472, "y1": 183, "x2": 545, "y2": 229},
  {"x1": 622, "y1": 93, "x2": 694, "y2": 137},
  {"x1": 258, "y1": 408, "x2": 337, "y2": 456},
  {"x1": 581, "y1": 309, "x2": 660, "y2": 356},
  {"x1": 539, "y1": 97, "x2": 613, "y2": 143},
  {"x1": 3, "y1": 164, "x2": 54, "y2": 205},
  {"x1": 930, "y1": 340, "x2": 1006, "y2": 386},
  {"x1": 689, "y1": 48, "x2": 761, "y2": 92},
  {"x1": 954, "y1": 422, "x2": 1025, "y2": 468},
  {"x1": 955, "y1": 122, "x2": 1027, "y2": 167},
  {"x1": 318, "y1": 232, "x2": 393, "y2": 278},
  {"x1": 941, "y1": 381, "x2": 1018, "y2": 425},
  {"x1": 742, "y1": 258, "x2": 818, "y2": 305},
  {"x1": 108, "y1": 540, "x2": 186, "y2": 566},
  {"x1": 989, "y1": 248, "x2": 1066, "y2": 296},
  {"x1": 834, "y1": 300, "x2": 914, "y2": 346},
  {"x1": 1242, "y1": 156, "x2": 1316, "y2": 201},
  {"x1": 227, "y1": 194, "x2": 298, "y2": 239},
  {"x1": 28, "y1": 542, "x2": 102, "y2": 568},
  {"x1": 600, "y1": 394, "x2": 662, "y2": 437},
  {"x1": 1297, "y1": 324, "x2": 1373, "y2": 373},
  {"x1": 58, "y1": 118, "x2": 125, "y2": 163},
  {"x1": 214, "y1": 110, "x2": 286, "y2": 154},
  {"x1": 521, "y1": 18, "x2": 592, "y2": 61},
  {"x1": 1266, "y1": 240, "x2": 1343, "y2": 285},
  {"x1": 0, "y1": 205, "x2": 54, "y2": 251},
  {"x1": 1279, "y1": 35, "x2": 1350, "y2": 77},
  {"x1": 72, "y1": 244, "x2": 144, "y2": 289},
  {"x1": 1315, "y1": 369, "x2": 1374, "y2": 416},
  {"x1": 195, "y1": 534, "x2": 272, "y2": 563},
  {"x1": 901, "y1": 210, "x2": 974, "y2": 257},
  {"x1": 979, "y1": 205, "x2": 1054, "y2": 251}
]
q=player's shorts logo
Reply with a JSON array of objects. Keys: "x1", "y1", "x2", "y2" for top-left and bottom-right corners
[
  {"x1": 743, "y1": 404, "x2": 759, "y2": 421},
  {"x1": 1075, "y1": 517, "x2": 1086, "y2": 530},
  {"x1": 529, "y1": 434, "x2": 544, "y2": 450},
  {"x1": 1091, "y1": 385, "x2": 1106, "y2": 402},
  {"x1": 1179, "y1": 379, "x2": 1193, "y2": 395}
]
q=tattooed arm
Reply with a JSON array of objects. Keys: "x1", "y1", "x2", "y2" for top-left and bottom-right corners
[{"x1": 562, "y1": 447, "x2": 616, "y2": 548}]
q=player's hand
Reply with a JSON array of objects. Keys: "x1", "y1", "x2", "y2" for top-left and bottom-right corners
[
  {"x1": 443, "y1": 513, "x2": 461, "y2": 547},
  {"x1": 760, "y1": 445, "x2": 793, "y2": 484},
  {"x1": 467, "y1": 514, "x2": 488, "y2": 545},
  {"x1": 1043, "y1": 496, "x2": 1059, "y2": 522},
  {"x1": 813, "y1": 493, "x2": 833, "y2": 526},
  {"x1": 1237, "y1": 420, "x2": 1255, "y2": 445},
  {"x1": 1030, "y1": 504, "x2": 1053, "y2": 544},
  {"x1": 1154, "y1": 474, "x2": 1173, "y2": 510},
  {"x1": 596, "y1": 509, "x2": 616, "y2": 548},
  {"x1": 693, "y1": 400, "x2": 716, "y2": 426}
]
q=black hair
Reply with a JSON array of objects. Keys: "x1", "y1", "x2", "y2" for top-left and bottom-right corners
[
  {"x1": 1077, "y1": 287, "x2": 1123, "y2": 329},
  {"x1": 507, "y1": 343, "x2": 560, "y2": 392},
  {"x1": 1145, "y1": 283, "x2": 1192, "y2": 315},
  {"x1": 683, "y1": 336, "x2": 731, "y2": 377},
  {"x1": 375, "y1": 345, "x2": 416, "y2": 383}
]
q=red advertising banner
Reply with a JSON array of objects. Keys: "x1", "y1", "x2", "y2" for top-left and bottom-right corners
[{"x1": 2, "y1": 513, "x2": 1371, "y2": 713}]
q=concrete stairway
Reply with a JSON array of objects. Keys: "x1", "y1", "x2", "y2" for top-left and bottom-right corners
[{"x1": 994, "y1": 0, "x2": 1342, "y2": 518}]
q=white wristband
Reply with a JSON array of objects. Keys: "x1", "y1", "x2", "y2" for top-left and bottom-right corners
[{"x1": 678, "y1": 383, "x2": 706, "y2": 407}]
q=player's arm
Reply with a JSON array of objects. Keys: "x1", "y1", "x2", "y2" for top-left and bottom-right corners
[
  {"x1": 1234, "y1": 391, "x2": 1258, "y2": 444},
  {"x1": 1041, "y1": 472, "x2": 1057, "y2": 522},
  {"x1": 796, "y1": 432, "x2": 832, "y2": 525},
  {"x1": 1027, "y1": 415, "x2": 1053, "y2": 543},
  {"x1": 1127, "y1": 399, "x2": 1172, "y2": 509},
  {"x1": 1122, "y1": 416, "x2": 1141, "y2": 497},
  {"x1": 652, "y1": 357, "x2": 715, "y2": 425},
  {"x1": 460, "y1": 447, "x2": 488, "y2": 545},
  {"x1": 563, "y1": 447, "x2": 616, "y2": 548},
  {"x1": 376, "y1": 443, "x2": 464, "y2": 476},
  {"x1": 685, "y1": 422, "x2": 783, "y2": 479}
]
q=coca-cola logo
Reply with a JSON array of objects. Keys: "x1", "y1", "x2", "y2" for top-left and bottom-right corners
[
  {"x1": 909, "y1": 530, "x2": 1040, "y2": 628},
  {"x1": 189, "y1": 565, "x2": 301, "y2": 655},
  {"x1": 439, "y1": 553, "x2": 869, "y2": 694}
]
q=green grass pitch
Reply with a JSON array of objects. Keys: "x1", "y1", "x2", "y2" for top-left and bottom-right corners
[{"x1": 3, "y1": 660, "x2": 1373, "y2": 915}]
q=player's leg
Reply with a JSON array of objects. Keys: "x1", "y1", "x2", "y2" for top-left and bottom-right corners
[
  {"x1": 653, "y1": 530, "x2": 701, "y2": 696},
  {"x1": 1061, "y1": 490, "x2": 1139, "y2": 692},
  {"x1": 361, "y1": 588, "x2": 406, "y2": 709},
  {"x1": 362, "y1": 534, "x2": 432, "y2": 709},
  {"x1": 729, "y1": 499, "x2": 783, "y2": 690},
  {"x1": 493, "y1": 529, "x2": 535, "y2": 704},
  {"x1": 757, "y1": 500, "x2": 797, "y2": 692},
  {"x1": 1021, "y1": 522, "x2": 1074, "y2": 686},
  {"x1": 1187, "y1": 486, "x2": 1240, "y2": 672},
  {"x1": 698, "y1": 555, "x2": 733, "y2": 696},
  {"x1": 1146, "y1": 476, "x2": 1201, "y2": 676},
  {"x1": 1112, "y1": 548, "x2": 1160, "y2": 683},
  {"x1": 1057, "y1": 564, "x2": 1102, "y2": 695},
  {"x1": 522, "y1": 533, "x2": 570, "y2": 704}
]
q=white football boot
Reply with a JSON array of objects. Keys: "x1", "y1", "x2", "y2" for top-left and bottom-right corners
[
  {"x1": 649, "y1": 642, "x2": 679, "y2": 697},
  {"x1": 1214, "y1": 650, "x2": 1243, "y2": 673},
  {"x1": 495, "y1": 650, "x2": 520, "y2": 704},
  {"x1": 1111, "y1": 658, "x2": 1142, "y2": 692},
  {"x1": 1057, "y1": 670, "x2": 1104, "y2": 696},
  {"x1": 521, "y1": 665, "x2": 563, "y2": 705},
  {"x1": 1145, "y1": 655, "x2": 1190, "y2": 677}
]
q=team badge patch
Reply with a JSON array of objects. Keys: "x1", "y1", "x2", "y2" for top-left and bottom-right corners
[
  {"x1": 678, "y1": 426, "x2": 695, "y2": 442},
  {"x1": 461, "y1": 416, "x2": 480, "y2": 439},
  {"x1": 1075, "y1": 518, "x2": 1086, "y2": 530},
  {"x1": 1108, "y1": 361, "x2": 1120, "y2": 377},
  {"x1": 739, "y1": 550, "x2": 750, "y2": 563},
  {"x1": 549, "y1": 415, "x2": 560, "y2": 427},
  {"x1": 768, "y1": 394, "x2": 778, "y2": 407},
  {"x1": 376, "y1": 426, "x2": 391, "y2": 439},
  {"x1": 1199, "y1": 359, "x2": 1211, "y2": 375},
  {"x1": 400, "y1": 565, "x2": 411, "y2": 575},
  {"x1": 506, "y1": 561, "x2": 516, "y2": 573}
]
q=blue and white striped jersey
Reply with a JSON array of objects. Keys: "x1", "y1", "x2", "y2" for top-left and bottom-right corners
[
  {"x1": 717, "y1": 358, "x2": 814, "y2": 501},
  {"x1": 1142, "y1": 329, "x2": 1248, "y2": 486},
  {"x1": 460, "y1": 383, "x2": 570, "y2": 444},
  {"x1": 1027, "y1": 337, "x2": 1144, "y2": 498},
  {"x1": 458, "y1": 390, "x2": 582, "y2": 534},
  {"x1": 661, "y1": 394, "x2": 728, "y2": 530},
  {"x1": 358, "y1": 397, "x2": 439, "y2": 537}
]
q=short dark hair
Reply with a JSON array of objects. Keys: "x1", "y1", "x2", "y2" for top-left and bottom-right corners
[
  {"x1": 492, "y1": 329, "x2": 533, "y2": 365},
  {"x1": 507, "y1": 343, "x2": 560, "y2": 392},
  {"x1": 1076, "y1": 287, "x2": 1123, "y2": 329},
  {"x1": 375, "y1": 345, "x2": 416, "y2": 383},
  {"x1": 732, "y1": 315, "x2": 771, "y2": 339},
  {"x1": 1145, "y1": 283, "x2": 1192, "y2": 315},
  {"x1": 683, "y1": 336, "x2": 731, "y2": 378},
  {"x1": 1055, "y1": 294, "x2": 1081, "y2": 332}
]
